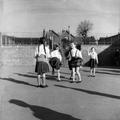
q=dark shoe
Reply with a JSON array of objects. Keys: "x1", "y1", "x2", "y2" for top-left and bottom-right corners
[
  {"x1": 92, "y1": 75, "x2": 95, "y2": 77},
  {"x1": 42, "y1": 85, "x2": 48, "y2": 88},
  {"x1": 37, "y1": 85, "x2": 40, "y2": 87},
  {"x1": 57, "y1": 80, "x2": 61, "y2": 82},
  {"x1": 76, "y1": 81, "x2": 82, "y2": 83},
  {"x1": 69, "y1": 77, "x2": 73, "y2": 80},
  {"x1": 70, "y1": 81, "x2": 76, "y2": 83},
  {"x1": 88, "y1": 75, "x2": 92, "y2": 77}
]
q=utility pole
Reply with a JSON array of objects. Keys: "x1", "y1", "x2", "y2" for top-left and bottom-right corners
[
  {"x1": 43, "y1": 29, "x2": 45, "y2": 37},
  {"x1": 68, "y1": 26, "x2": 70, "y2": 41}
]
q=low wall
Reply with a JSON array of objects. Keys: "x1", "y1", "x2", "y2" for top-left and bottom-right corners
[
  {"x1": 0, "y1": 46, "x2": 36, "y2": 66},
  {"x1": 0, "y1": 45, "x2": 111, "y2": 67}
]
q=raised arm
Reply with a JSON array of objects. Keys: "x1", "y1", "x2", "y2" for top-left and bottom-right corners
[
  {"x1": 88, "y1": 49, "x2": 91, "y2": 56},
  {"x1": 95, "y1": 53, "x2": 98, "y2": 64}
]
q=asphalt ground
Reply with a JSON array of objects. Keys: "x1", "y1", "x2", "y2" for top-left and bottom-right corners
[{"x1": 0, "y1": 65, "x2": 120, "y2": 120}]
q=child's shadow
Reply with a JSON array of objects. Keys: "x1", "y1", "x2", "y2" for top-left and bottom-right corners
[
  {"x1": 46, "y1": 75, "x2": 69, "y2": 82},
  {"x1": 9, "y1": 99, "x2": 81, "y2": 120}
]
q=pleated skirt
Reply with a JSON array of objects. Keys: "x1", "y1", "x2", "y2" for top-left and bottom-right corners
[
  {"x1": 49, "y1": 57, "x2": 62, "y2": 70},
  {"x1": 89, "y1": 59, "x2": 97, "y2": 68},
  {"x1": 35, "y1": 61, "x2": 49, "y2": 75}
]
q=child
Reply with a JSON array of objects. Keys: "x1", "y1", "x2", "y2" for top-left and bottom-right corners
[
  {"x1": 35, "y1": 37, "x2": 50, "y2": 88},
  {"x1": 88, "y1": 47, "x2": 98, "y2": 77},
  {"x1": 69, "y1": 42, "x2": 83, "y2": 83},
  {"x1": 49, "y1": 44, "x2": 62, "y2": 81}
]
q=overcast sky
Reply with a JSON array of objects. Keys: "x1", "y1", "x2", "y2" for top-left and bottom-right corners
[{"x1": 0, "y1": 0, "x2": 120, "y2": 38}]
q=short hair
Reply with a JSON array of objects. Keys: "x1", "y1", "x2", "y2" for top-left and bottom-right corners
[
  {"x1": 76, "y1": 44, "x2": 81, "y2": 50},
  {"x1": 91, "y1": 47, "x2": 95, "y2": 50},
  {"x1": 53, "y1": 44, "x2": 59, "y2": 50},
  {"x1": 38, "y1": 37, "x2": 45, "y2": 45}
]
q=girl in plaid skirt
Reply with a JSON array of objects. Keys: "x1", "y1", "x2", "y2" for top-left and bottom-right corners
[{"x1": 49, "y1": 44, "x2": 62, "y2": 81}]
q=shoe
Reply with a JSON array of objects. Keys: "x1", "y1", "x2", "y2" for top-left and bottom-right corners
[
  {"x1": 70, "y1": 81, "x2": 76, "y2": 83},
  {"x1": 37, "y1": 85, "x2": 40, "y2": 87},
  {"x1": 42, "y1": 85, "x2": 48, "y2": 88},
  {"x1": 88, "y1": 75, "x2": 92, "y2": 77},
  {"x1": 69, "y1": 77, "x2": 73, "y2": 80},
  {"x1": 76, "y1": 81, "x2": 82, "y2": 83},
  {"x1": 57, "y1": 80, "x2": 61, "y2": 82},
  {"x1": 92, "y1": 75, "x2": 95, "y2": 77}
]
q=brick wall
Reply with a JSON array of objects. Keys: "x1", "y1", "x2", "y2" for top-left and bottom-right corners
[{"x1": 0, "y1": 45, "x2": 112, "y2": 67}]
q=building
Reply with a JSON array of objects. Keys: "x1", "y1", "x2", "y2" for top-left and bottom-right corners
[
  {"x1": 46, "y1": 30, "x2": 60, "y2": 50},
  {"x1": 98, "y1": 33, "x2": 120, "y2": 45}
]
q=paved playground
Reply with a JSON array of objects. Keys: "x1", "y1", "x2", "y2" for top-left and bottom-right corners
[{"x1": 0, "y1": 65, "x2": 120, "y2": 120}]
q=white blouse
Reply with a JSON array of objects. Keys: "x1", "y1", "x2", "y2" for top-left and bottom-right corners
[
  {"x1": 70, "y1": 48, "x2": 83, "y2": 59},
  {"x1": 88, "y1": 51, "x2": 98, "y2": 60},
  {"x1": 51, "y1": 50, "x2": 62, "y2": 61},
  {"x1": 35, "y1": 44, "x2": 51, "y2": 58}
]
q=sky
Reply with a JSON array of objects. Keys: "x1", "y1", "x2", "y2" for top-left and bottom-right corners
[{"x1": 0, "y1": 0, "x2": 120, "y2": 38}]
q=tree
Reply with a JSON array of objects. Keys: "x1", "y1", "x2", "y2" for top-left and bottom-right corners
[{"x1": 76, "y1": 20, "x2": 93, "y2": 44}]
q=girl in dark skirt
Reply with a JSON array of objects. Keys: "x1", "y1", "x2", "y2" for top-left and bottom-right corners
[
  {"x1": 88, "y1": 47, "x2": 98, "y2": 77},
  {"x1": 35, "y1": 37, "x2": 50, "y2": 88},
  {"x1": 68, "y1": 42, "x2": 83, "y2": 83},
  {"x1": 35, "y1": 60, "x2": 49, "y2": 75},
  {"x1": 49, "y1": 44, "x2": 62, "y2": 81}
]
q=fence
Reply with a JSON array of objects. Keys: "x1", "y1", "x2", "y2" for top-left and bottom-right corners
[{"x1": 1, "y1": 32, "x2": 119, "y2": 46}]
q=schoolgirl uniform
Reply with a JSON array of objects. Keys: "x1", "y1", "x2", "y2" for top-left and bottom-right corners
[
  {"x1": 35, "y1": 44, "x2": 50, "y2": 75},
  {"x1": 88, "y1": 51, "x2": 98, "y2": 68},
  {"x1": 49, "y1": 49, "x2": 62, "y2": 70},
  {"x1": 69, "y1": 47, "x2": 83, "y2": 68}
]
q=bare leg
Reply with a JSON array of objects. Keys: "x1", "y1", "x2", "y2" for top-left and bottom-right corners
[
  {"x1": 37, "y1": 75, "x2": 41, "y2": 87},
  {"x1": 70, "y1": 70, "x2": 73, "y2": 79},
  {"x1": 57, "y1": 69, "x2": 61, "y2": 81},
  {"x1": 76, "y1": 67, "x2": 81, "y2": 82},
  {"x1": 93, "y1": 68, "x2": 96, "y2": 76},
  {"x1": 72, "y1": 68, "x2": 76, "y2": 82},
  {"x1": 90, "y1": 68, "x2": 93, "y2": 76},
  {"x1": 42, "y1": 73, "x2": 47, "y2": 86}
]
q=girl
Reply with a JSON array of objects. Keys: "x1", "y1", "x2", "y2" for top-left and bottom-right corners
[
  {"x1": 88, "y1": 47, "x2": 98, "y2": 77},
  {"x1": 35, "y1": 37, "x2": 51, "y2": 88},
  {"x1": 69, "y1": 42, "x2": 83, "y2": 83},
  {"x1": 49, "y1": 44, "x2": 62, "y2": 81}
]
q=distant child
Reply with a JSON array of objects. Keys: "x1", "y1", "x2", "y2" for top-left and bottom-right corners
[
  {"x1": 49, "y1": 44, "x2": 62, "y2": 81},
  {"x1": 88, "y1": 47, "x2": 98, "y2": 77}
]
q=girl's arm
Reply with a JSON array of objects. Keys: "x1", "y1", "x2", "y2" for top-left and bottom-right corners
[
  {"x1": 59, "y1": 52, "x2": 62, "y2": 61},
  {"x1": 35, "y1": 47, "x2": 38, "y2": 58},
  {"x1": 96, "y1": 54, "x2": 98, "y2": 64},
  {"x1": 77, "y1": 50, "x2": 83, "y2": 59}
]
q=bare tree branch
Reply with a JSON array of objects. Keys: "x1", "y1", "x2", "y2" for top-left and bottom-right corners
[{"x1": 76, "y1": 20, "x2": 93, "y2": 43}]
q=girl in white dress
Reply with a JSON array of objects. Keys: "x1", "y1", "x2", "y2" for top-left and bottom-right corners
[{"x1": 88, "y1": 47, "x2": 98, "y2": 77}]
